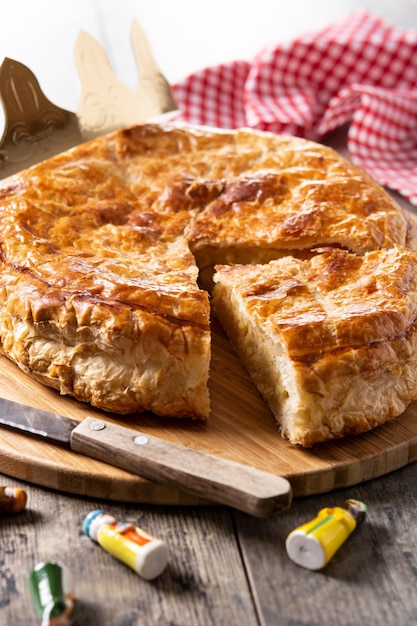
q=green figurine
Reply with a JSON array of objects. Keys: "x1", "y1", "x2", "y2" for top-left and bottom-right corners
[{"x1": 28, "y1": 561, "x2": 73, "y2": 626}]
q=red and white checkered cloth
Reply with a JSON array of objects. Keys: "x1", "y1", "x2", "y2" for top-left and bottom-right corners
[{"x1": 172, "y1": 12, "x2": 417, "y2": 206}]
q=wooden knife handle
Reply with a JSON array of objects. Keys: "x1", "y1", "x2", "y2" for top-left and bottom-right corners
[{"x1": 71, "y1": 417, "x2": 292, "y2": 517}]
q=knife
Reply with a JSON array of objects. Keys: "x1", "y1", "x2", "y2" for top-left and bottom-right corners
[{"x1": 0, "y1": 396, "x2": 292, "y2": 517}]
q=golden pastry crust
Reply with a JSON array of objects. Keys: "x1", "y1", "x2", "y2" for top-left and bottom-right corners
[
  {"x1": 212, "y1": 245, "x2": 417, "y2": 445},
  {"x1": 185, "y1": 130, "x2": 417, "y2": 275},
  {"x1": 0, "y1": 122, "x2": 415, "y2": 432},
  {"x1": 0, "y1": 127, "x2": 212, "y2": 418}
]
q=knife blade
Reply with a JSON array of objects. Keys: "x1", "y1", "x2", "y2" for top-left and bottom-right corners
[{"x1": 0, "y1": 397, "x2": 292, "y2": 517}]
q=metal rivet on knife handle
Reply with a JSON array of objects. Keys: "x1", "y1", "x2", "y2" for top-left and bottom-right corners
[
  {"x1": 87, "y1": 419, "x2": 106, "y2": 432},
  {"x1": 71, "y1": 417, "x2": 292, "y2": 518},
  {"x1": 134, "y1": 436, "x2": 149, "y2": 446}
]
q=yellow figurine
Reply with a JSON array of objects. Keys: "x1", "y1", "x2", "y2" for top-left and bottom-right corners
[
  {"x1": 286, "y1": 499, "x2": 367, "y2": 570},
  {"x1": 83, "y1": 510, "x2": 168, "y2": 580}
]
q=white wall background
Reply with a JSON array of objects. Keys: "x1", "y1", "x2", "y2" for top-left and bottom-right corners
[{"x1": 0, "y1": 0, "x2": 416, "y2": 117}]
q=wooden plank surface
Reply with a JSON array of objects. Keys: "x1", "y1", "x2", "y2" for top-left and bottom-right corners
[
  {"x1": 2, "y1": 462, "x2": 417, "y2": 625},
  {"x1": 235, "y1": 463, "x2": 417, "y2": 625},
  {"x1": 1, "y1": 318, "x2": 417, "y2": 502},
  {"x1": 0, "y1": 485, "x2": 259, "y2": 626}
]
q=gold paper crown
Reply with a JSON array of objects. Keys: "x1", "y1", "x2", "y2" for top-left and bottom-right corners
[{"x1": 0, "y1": 20, "x2": 176, "y2": 178}]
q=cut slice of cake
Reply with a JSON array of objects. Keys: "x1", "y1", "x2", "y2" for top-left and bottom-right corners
[{"x1": 212, "y1": 245, "x2": 417, "y2": 446}]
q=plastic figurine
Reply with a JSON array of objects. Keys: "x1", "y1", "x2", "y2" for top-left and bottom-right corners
[
  {"x1": 28, "y1": 561, "x2": 73, "y2": 626},
  {"x1": 0, "y1": 485, "x2": 27, "y2": 513},
  {"x1": 83, "y1": 510, "x2": 168, "y2": 580},
  {"x1": 286, "y1": 499, "x2": 367, "y2": 570}
]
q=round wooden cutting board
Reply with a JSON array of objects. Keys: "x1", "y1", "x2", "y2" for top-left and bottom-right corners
[{"x1": 0, "y1": 319, "x2": 416, "y2": 503}]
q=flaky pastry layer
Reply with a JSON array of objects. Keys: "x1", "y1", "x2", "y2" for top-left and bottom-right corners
[
  {"x1": 0, "y1": 122, "x2": 416, "y2": 432},
  {"x1": 213, "y1": 246, "x2": 417, "y2": 445}
]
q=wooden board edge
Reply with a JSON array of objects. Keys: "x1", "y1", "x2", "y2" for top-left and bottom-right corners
[
  {"x1": 0, "y1": 449, "x2": 215, "y2": 506},
  {"x1": 288, "y1": 435, "x2": 417, "y2": 496},
  {"x1": 1, "y1": 424, "x2": 417, "y2": 502}
]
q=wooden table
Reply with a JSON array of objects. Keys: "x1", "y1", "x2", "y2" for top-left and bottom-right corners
[
  {"x1": 2, "y1": 464, "x2": 417, "y2": 625},
  {"x1": 1, "y1": 1, "x2": 417, "y2": 624}
]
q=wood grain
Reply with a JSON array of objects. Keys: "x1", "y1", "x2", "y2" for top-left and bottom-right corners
[
  {"x1": 234, "y1": 464, "x2": 417, "y2": 625},
  {"x1": 0, "y1": 319, "x2": 417, "y2": 502},
  {"x1": 0, "y1": 483, "x2": 259, "y2": 626},
  {"x1": 2, "y1": 464, "x2": 417, "y2": 625},
  {"x1": 71, "y1": 418, "x2": 292, "y2": 516}
]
